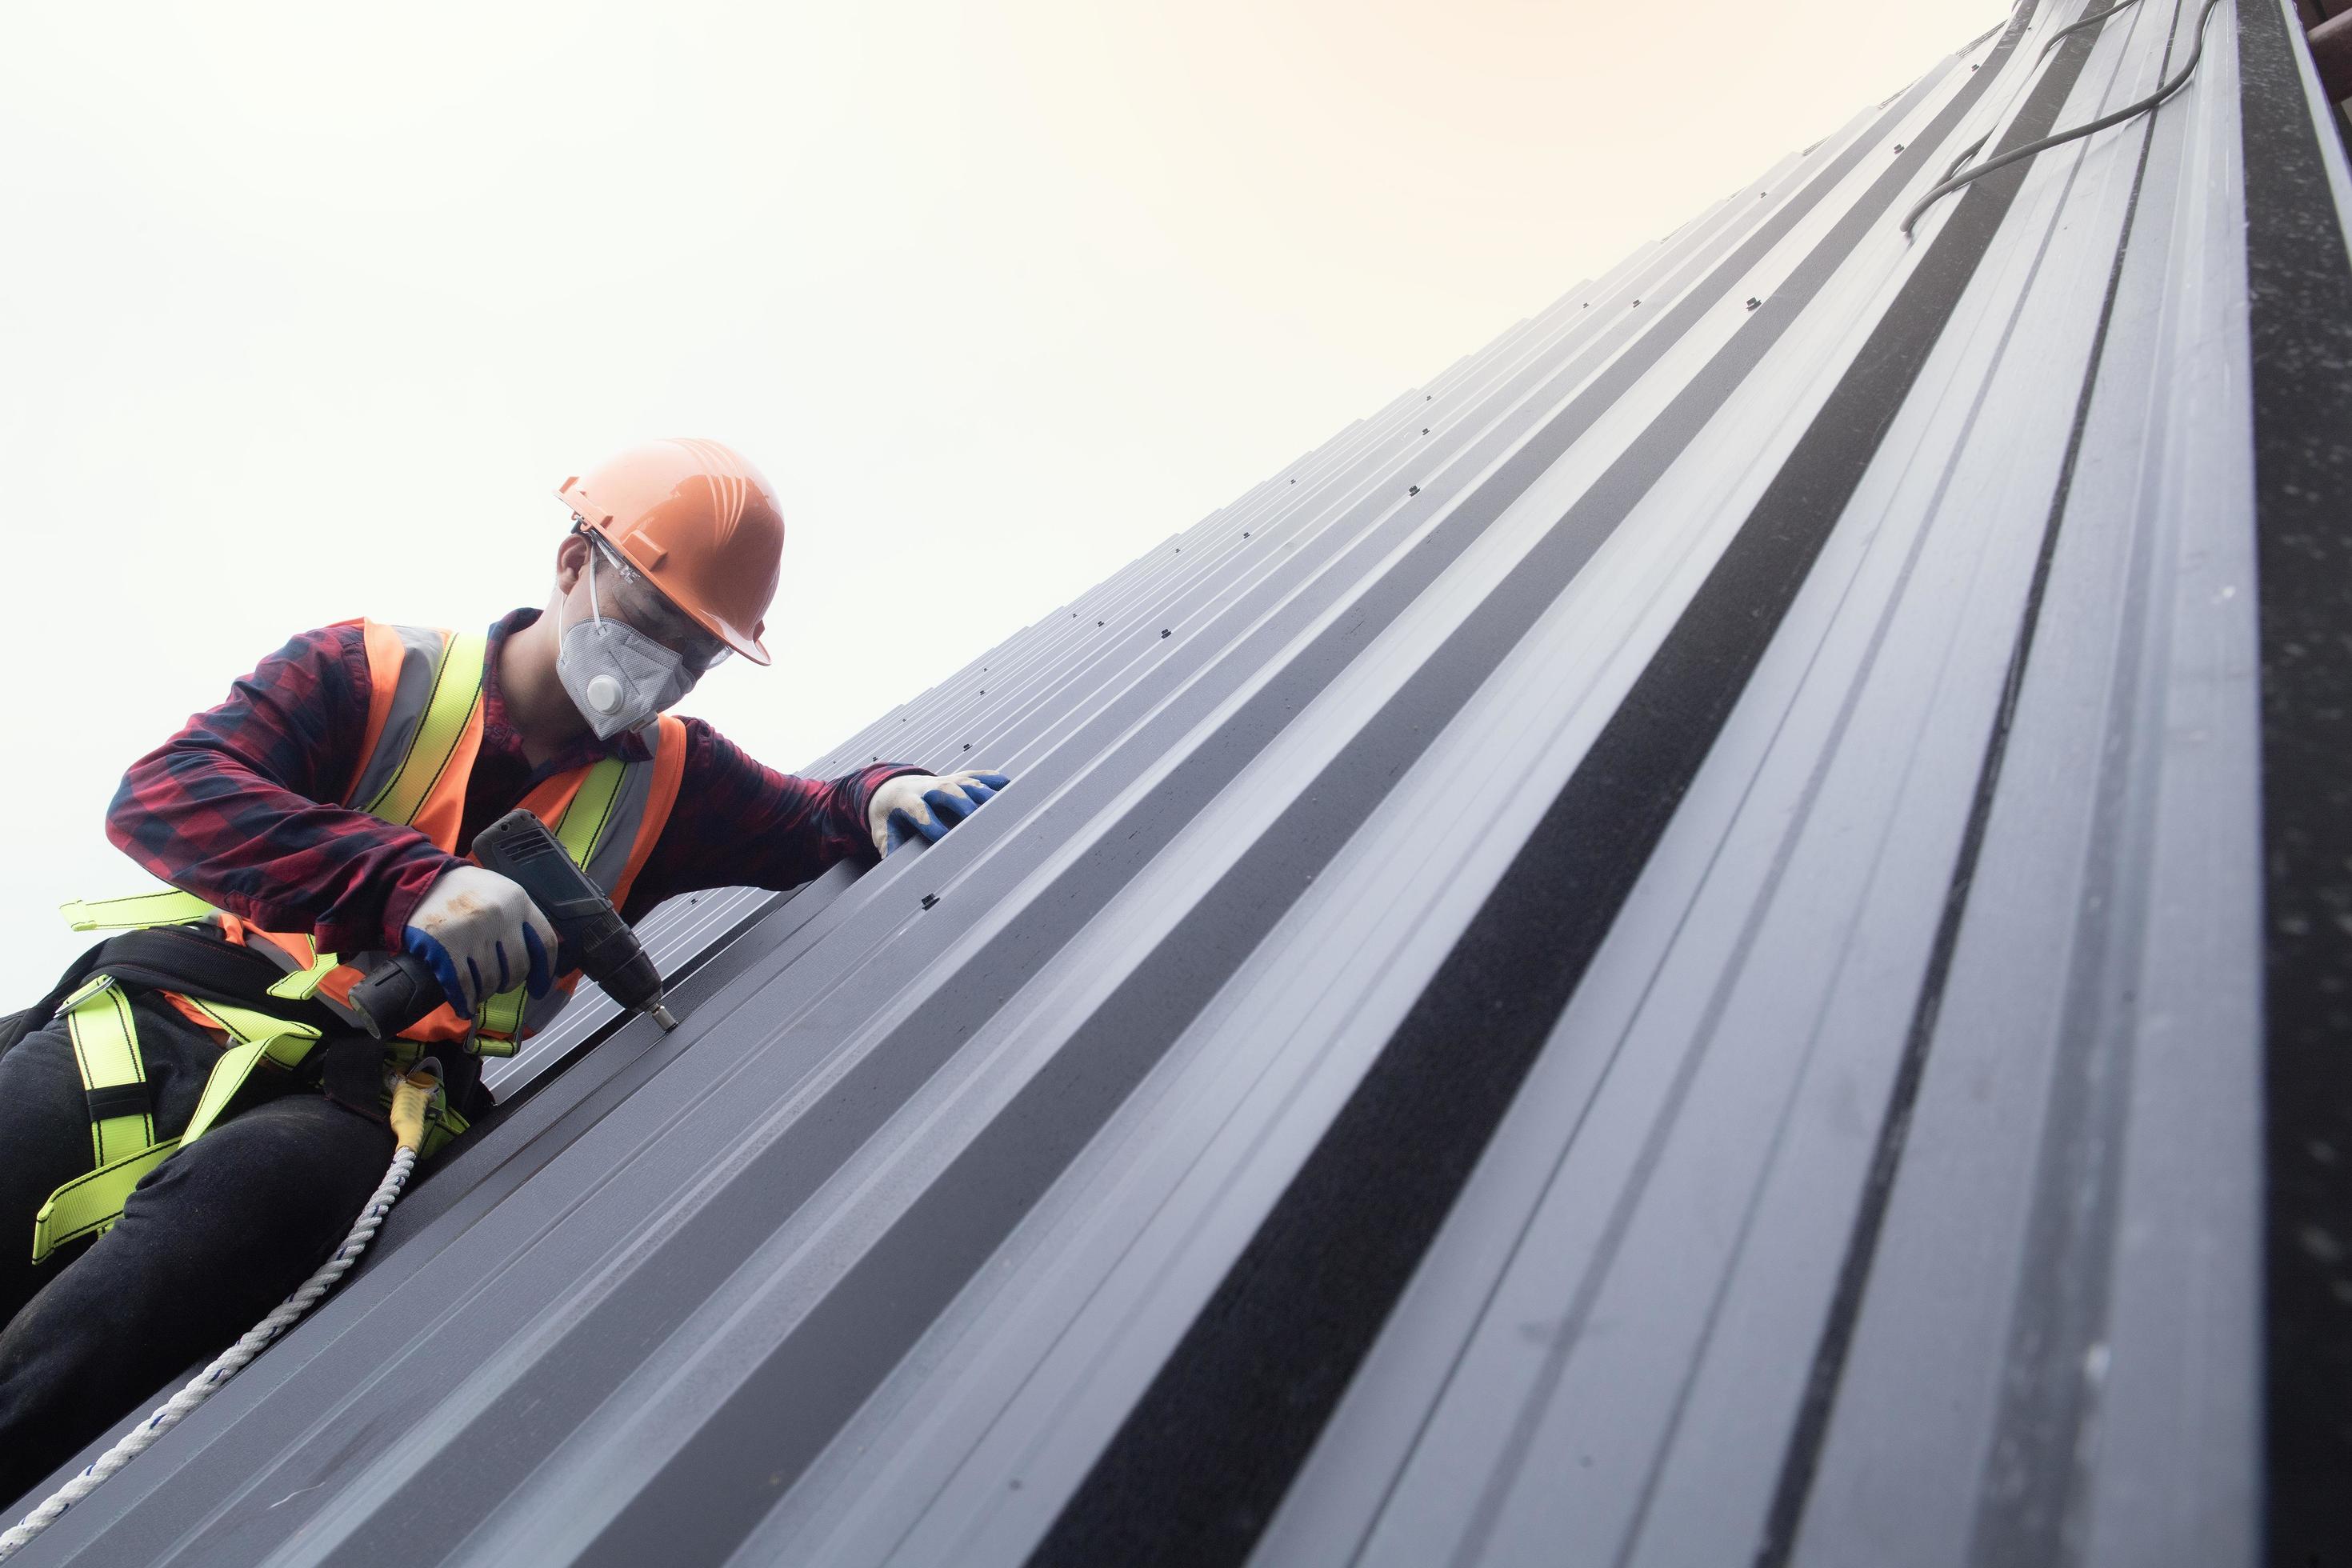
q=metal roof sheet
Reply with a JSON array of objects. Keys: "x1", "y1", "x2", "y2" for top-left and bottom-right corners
[{"x1": 14, "y1": 2, "x2": 2350, "y2": 1563}]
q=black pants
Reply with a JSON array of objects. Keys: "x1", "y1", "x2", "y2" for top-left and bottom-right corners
[{"x1": 0, "y1": 989, "x2": 395, "y2": 1510}]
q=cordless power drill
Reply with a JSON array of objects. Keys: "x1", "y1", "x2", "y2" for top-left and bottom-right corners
[{"x1": 346, "y1": 807, "x2": 679, "y2": 1040}]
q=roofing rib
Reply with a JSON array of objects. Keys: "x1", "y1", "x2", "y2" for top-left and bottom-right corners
[{"x1": 15, "y1": 2, "x2": 2349, "y2": 1564}]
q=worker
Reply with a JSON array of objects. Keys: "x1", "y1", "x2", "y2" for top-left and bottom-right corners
[{"x1": 0, "y1": 438, "x2": 1007, "y2": 1506}]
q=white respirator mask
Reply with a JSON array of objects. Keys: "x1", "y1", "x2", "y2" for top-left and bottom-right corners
[{"x1": 555, "y1": 543, "x2": 699, "y2": 739}]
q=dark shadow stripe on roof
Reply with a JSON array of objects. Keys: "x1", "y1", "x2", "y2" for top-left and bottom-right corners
[
  {"x1": 2238, "y1": 0, "x2": 2352, "y2": 1562},
  {"x1": 546, "y1": 55, "x2": 1995, "y2": 1568},
  {"x1": 1028, "y1": 10, "x2": 2074, "y2": 1568}
]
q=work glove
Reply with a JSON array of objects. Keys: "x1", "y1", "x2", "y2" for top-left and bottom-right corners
[
  {"x1": 868, "y1": 770, "x2": 1011, "y2": 855},
  {"x1": 400, "y1": 864, "x2": 558, "y2": 1019}
]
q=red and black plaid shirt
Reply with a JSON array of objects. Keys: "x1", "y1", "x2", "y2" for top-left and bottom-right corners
[{"x1": 106, "y1": 608, "x2": 925, "y2": 957}]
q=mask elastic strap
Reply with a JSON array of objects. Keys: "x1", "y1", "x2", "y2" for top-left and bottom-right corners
[{"x1": 584, "y1": 542, "x2": 607, "y2": 627}]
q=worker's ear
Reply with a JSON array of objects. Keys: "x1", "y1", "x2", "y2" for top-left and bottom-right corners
[{"x1": 553, "y1": 533, "x2": 593, "y2": 598}]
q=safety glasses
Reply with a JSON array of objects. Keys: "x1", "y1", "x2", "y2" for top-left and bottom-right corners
[{"x1": 580, "y1": 530, "x2": 734, "y2": 672}]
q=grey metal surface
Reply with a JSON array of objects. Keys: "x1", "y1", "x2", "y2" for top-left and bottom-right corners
[{"x1": 13, "y1": 3, "x2": 2345, "y2": 1564}]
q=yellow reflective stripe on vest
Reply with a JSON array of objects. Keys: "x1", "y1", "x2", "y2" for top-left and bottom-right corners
[
  {"x1": 30, "y1": 1141, "x2": 180, "y2": 1262},
  {"x1": 63, "y1": 982, "x2": 151, "y2": 1168},
  {"x1": 362, "y1": 630, "x2": 486, "y2": 826},
  {"x1": 558, "y1": 756, "x2": 629, "y2": 865},
  {"x1": 58, "y1": 890, "x2": 217, "y2": 932},
  {"x1": 474, "y1": 757, "x2": 628, "y2": 1039}
]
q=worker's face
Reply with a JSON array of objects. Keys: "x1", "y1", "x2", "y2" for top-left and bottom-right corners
[{"x1": 556, "y1": 535, "x2": 733, "y2": 673}]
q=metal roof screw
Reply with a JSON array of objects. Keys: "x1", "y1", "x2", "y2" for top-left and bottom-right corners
[
  {"x1": 1407, "y1": 484, "x2": 1421, "y2": 496},
  {"x1": 1422, "y1": 428, "x2": 1430, "y2": 434},
  {"x1": 1097, "y1": 620, "x2": 1104, "y2": 626},
  {"x1": 1160, "y1": 628, "x2": 1171, "y2": 638},
  {"x1": 962, "y1": 742, "x2": 972, "y2": 749},
  {"x1": 1746, "y1": 297, "x2": 1761, "y2": 310},
  {"x1": 1242, "y1": 530, "x2": 1250, "y2": 537},
  {"x1": 921, "y1": 893, "x2": 938, "y2": 910},
  {"x1": 1893, "y1": 143, "x2": 1905, "y2": 152},
  {"x1": 1631, "y1": 298, "x2": 1640, "y2": 306}
]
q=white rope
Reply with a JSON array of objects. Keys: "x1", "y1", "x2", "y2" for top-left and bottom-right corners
[{"x1": 0, "y1": 1146, "x2": 418, "y2": 1562}]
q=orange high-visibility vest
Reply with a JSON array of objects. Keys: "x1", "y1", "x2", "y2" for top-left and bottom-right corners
[{"x1": 65, "y1": 621, "x2": 686, "y2": 1054}]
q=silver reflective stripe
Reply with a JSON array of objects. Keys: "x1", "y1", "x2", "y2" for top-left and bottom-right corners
[
  {"x1": 342, "y1": 625, "x2": 450, "y2": 814},
  {"x1": 510, "y1": 724, "x2": 670, "y2": 1039}
]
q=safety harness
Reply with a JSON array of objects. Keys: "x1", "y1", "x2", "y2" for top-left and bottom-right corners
[
  {"x1": 17, "y1": 621, "x2": 683, "y2": 1264},
  {"x1": 30, "y1": 978, "x2": 335, "y2": 1262}
]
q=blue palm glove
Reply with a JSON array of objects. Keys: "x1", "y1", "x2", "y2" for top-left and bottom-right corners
[
  {"x1": 400, "y1": 864, "x2": 558, "y2": 1018},
  {"x1": 869, "y1": 770, "x2": 1011, "y2": 854}
]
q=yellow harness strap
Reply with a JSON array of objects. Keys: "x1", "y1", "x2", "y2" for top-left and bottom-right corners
[
  {"x1": 58, "y1": 890, "x2": 217, "y2": 933},
  {"x1": 62, "y1": 980, "x2": 152, "y2": 1169},
  {"x1": 28, "y1": 991, "x2": 323, "y2": 1264}
]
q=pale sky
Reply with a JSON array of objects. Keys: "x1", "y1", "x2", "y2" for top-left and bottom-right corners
[{"x1": 0, "y1": 0, "x2": 2002, "y2": 1002}]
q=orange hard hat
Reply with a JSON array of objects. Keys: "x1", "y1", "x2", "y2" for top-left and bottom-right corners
[{"x1": 556, "y1": 438, "x2": 785, "y2": 666}]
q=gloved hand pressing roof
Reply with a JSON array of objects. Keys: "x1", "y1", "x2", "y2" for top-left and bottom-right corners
[
  {"x1": 869, "y1": 770, "x2": 1010, "y2": 855},
  {"x1": 401, "y1": 864, "x2": 558, "y2": 1018}
]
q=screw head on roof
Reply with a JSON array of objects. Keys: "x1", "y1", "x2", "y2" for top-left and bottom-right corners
[
  {"x1": 1746, "y1": 297, "x2": 1761, "y2": 310},
  {"x1": 1408, "y1": 484, "x2": 1421, "y2": 496},
  {"x1": 1422, "y1": 428, "x2": 1430, "y2": 434},
  {"x1": 1243, "y1": 530, "x2": 1250, "y2": 537},
  {"x1": 1894, "y1": 143, "x2": 1905, "y2": 152},
  {"x1": 1160, "y1": 628, "x2": 1171, "y2": 638},
  {"x1": 921, "y1": 893, "x2": 938, "y2": 910},
  {"x1": 962, "y1": 742, "x2": 972, "y2": 749},
  {"x1": 1097, "y1": 619, "x2": 1104, "y2": 626}
]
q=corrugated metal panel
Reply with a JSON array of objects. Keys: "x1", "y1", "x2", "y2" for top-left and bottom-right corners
[{"x1": 15, "y1": 2, "x2": 2348, "y2": 1563}]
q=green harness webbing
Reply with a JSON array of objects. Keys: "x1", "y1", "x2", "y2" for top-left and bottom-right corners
[{"x1": 30, "y1": 982, "x2": 325, "y2": 1262}]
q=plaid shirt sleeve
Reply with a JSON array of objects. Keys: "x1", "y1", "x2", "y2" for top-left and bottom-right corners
[
  {"x1": 104, "y1": 623, "x2": 463, "y2": 957},
  {"x1": 619, "y1": 718, "x2": 928, "y2": 918}
]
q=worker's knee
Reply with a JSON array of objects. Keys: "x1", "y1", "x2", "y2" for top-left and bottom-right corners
[{"x1": 115, "y1": 1090, "x2": 397, "y2": 1275}]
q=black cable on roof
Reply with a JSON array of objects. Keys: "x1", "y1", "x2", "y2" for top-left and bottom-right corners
[
  {"x1": 1902, "y1": 0, "x2": 2223, "y2": 238},
  {"x1": 2038, "y1": 0, "x2": 2144, "y2": 58}
]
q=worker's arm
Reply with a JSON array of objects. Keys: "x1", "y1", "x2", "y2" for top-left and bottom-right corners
[
  {"x1": 618, "y1": 720, "x2": 930, "y2": 916},
  {"x1": 104, "y1": 625, "x2": 464, "y2": 956}
]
